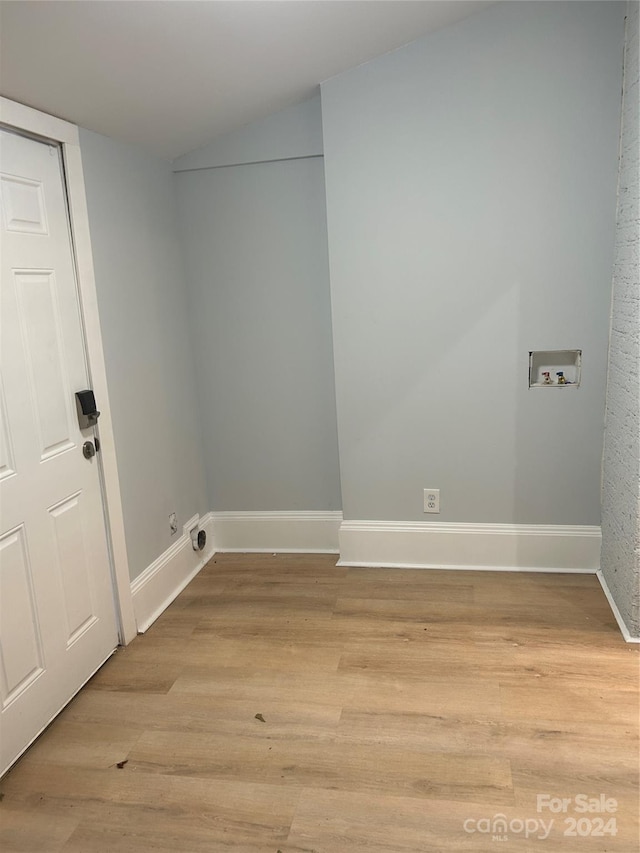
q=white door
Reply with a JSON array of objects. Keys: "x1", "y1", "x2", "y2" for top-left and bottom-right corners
[{"x1": 0, "y1": 128, "x2": 118, "y2": 775}]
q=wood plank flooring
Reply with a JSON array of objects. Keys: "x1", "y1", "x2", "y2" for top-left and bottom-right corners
[{"x1": 1, "y1": 554, "x2": 638, "y2": 852}]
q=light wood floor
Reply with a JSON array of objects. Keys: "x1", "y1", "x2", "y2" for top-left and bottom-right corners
[{"x1": 1, "y1": 554, "x2": 638, "y2": 852}]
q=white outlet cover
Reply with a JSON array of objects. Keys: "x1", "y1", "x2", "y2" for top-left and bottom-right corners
[{"x1": 423, "y1": 489, "x2": 440, "y2": 513}]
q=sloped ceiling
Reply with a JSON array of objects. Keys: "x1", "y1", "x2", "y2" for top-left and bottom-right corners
[{"x1": 0, "y1": 1, "x2": 494, "y2": 160}]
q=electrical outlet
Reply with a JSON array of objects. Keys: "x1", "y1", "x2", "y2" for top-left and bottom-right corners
[
  {"x1": 423, "y1": 489, "x2": 440, "y2": 514},
  {"x1": 169, "y1": 512, "x2": 178, "y2": 535}
]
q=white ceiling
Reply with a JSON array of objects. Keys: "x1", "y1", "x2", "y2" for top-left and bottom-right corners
[{"x1": 0, "y1": 1, "x2": 494, "y2": 160}]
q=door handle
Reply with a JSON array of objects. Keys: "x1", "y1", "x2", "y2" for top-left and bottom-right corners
[
  {"x1": 82, "y1": 440, "x2": 96, "y2": 460},
  {"x1": 75, "y1": 390, "x2": 100, "y2": 429}
]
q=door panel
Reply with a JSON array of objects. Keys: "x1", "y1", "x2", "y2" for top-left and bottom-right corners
[
  {"x1": 15, "y1": 269, "x2": 77, "y2": 459},
  {"x1": 0, "y1": 525, "x2": 44, "y2": 704},
  {"x1": 0, "y1": 128, "x2": 118, "y2": 775},
  {"x1": 0, "y1": 173, "x2": 48, "y2": 235},
  {"x1": 0, "y1": 381, "x2": 16, "y2": 481},
  {"x1": 49, "y1": 491, "x2": 97, "y2": 645}
]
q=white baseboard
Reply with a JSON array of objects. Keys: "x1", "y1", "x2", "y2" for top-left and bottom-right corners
[
  {"x1": 596, "y1": 570, "x2": 640, "y2": 643},
  {"x1": 130, "y1": 512, "x2": 215, "y2": 633},
  {"x1": 211, "y1": 511, "x2": 342, "y2": 553},
  {"x1": 338, "y1": 520, "x2": 601, "y2": 573},
  {"x1": 129, "y1": 513, "x2": 636, "y2": 643}
]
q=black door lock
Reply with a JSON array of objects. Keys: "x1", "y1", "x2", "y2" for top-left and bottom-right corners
[{"x1": 75, "y1": 390, "x2": 100, "y2": 429}]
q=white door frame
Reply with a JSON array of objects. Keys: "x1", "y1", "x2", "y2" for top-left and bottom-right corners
[{"x1": 0, "y1": 97, "x2": 137, "y2": 645}]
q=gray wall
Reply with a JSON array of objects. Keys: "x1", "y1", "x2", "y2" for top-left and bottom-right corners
[
  {"x1": 173, "y1": 98, "x2": 341, "y2": 512},
  {"x1": 321, "y1": 1, "x2": 624, "y2": 524},
  {"x1": 601, "y1": 1, "x2": 640, "y2": 638},
  {"x1": 79, "y1": 129, "x2": 208, "y2": 580},
  {"x1": 174, "y1": 94, "x2": 323, "y2": 171}
]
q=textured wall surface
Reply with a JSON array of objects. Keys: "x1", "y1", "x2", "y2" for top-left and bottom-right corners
[{"x1": 601, "y1": 1, "x2": 640, "y2": 638}]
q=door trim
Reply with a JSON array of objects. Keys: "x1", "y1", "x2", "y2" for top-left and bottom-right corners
[{"x1": 0, "y1": 97, "x2": 137, "y2": 644}]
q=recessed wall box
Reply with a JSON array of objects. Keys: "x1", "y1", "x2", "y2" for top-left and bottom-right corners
[{"x1": 529, "y1": 350, "x2": 581, "y2": 388}]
